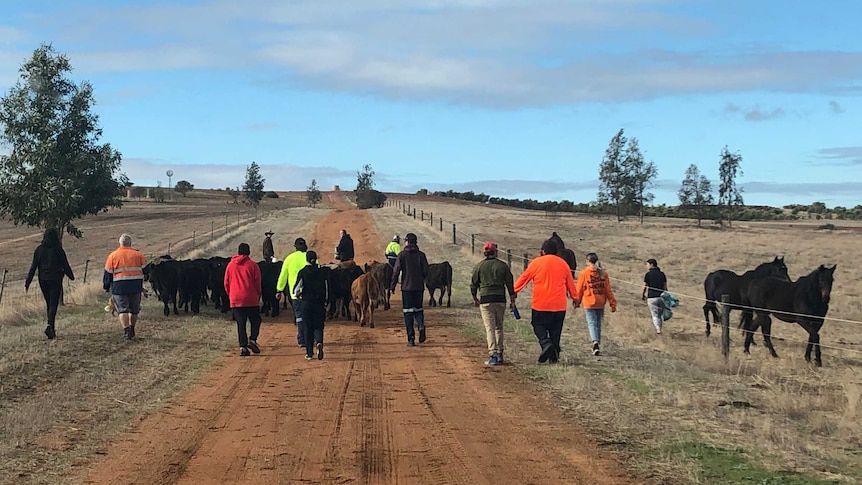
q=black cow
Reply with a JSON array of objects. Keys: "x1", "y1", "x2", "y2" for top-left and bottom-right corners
[
  {"x1": 148, "y1": 259, "x2": 182, "y2": 316},
  {"x1": 177, "y1": 260, "x2": 208, "y2": 315},
  {"x1": 258, "y1": 260, "x2": 283, "y2": 317},
  {"x1": 208, "y1": 256, "x2": 231, "y2": 313},
  {"x1": 426, "y1": 261, "x2": 453, "y2": 307},
  {"x1": 326, "y1": 263, "x2": 364, "y2": 320}
]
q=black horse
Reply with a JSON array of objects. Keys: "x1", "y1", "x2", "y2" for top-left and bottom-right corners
[
  {"x1": 702, "y1": 256, "x2": 789, "y2": 337},
  {"x1": 548, "y1": 232, "x2": 577, "y2": 277},
  {"x1": 740, "y1": 264, "x2": 836, "y2": 367}
]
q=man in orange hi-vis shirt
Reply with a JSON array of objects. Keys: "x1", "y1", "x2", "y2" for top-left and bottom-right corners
[{"x1": 514, "y1": 239, "x2": 579, "y2": 364}]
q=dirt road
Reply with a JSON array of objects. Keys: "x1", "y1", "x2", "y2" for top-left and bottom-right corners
[{"x1": 81, "y1": 194, "x2": 631, "y2": 484}]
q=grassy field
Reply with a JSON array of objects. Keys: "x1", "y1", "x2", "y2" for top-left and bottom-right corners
[
  {"x1": 2, "y1": 191, "x2": 860, "y2": 484},
  {"x1": 0, "y1": 190, "x2": 321, "y2": 484},
  {"x1": 376, "y1": 196, "x2": 862, "y2": 484}
]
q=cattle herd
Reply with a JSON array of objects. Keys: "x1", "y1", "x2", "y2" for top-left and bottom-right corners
[{"x1": 142, "y1": 255, "x2": 454, "y2": 328}]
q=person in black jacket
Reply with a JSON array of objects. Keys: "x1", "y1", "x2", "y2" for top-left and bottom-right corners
[
  {"x1": 294, "y1": 250, "x2": 329, "y2": 360},
  {"x1": 335, "y1": 229, "x2": 355, "y2": 262},
  {"x1": 390, "y1": 233, "x2": 430, "y2": 346},
  {"x1": 25, "y1": 227, "x2": 75, "y2": 339}
]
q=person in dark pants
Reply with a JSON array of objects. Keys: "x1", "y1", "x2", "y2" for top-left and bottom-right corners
[
  {"x1": 390, "y1": 232, "x2": 430, "y2": 346},
  {"x1": 335, "y1": 229, "x2": 355, "y2": 262},
  {"x1": 293, "y1": 250, "x2": 329, "y2": 360},
  {"x1": 514, "y1": 239, "x2": 579, "y2": 364},
  {"x1": 262, "y1": 231, "x2": 275, "y2": 262},
  {"x1": 25, "y1": 227, "x2": 75, "y2": 339},
  {"x1": 224, "y1": 243, "x2": 263, "y2": 357}
]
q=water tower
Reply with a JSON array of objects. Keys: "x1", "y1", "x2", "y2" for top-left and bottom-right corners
[{"x1": 166, "y1": 170, "x2": 174, "y2": 201}]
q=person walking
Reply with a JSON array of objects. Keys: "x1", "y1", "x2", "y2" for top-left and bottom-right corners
[
  {"x1": 574, "y1": 252, "x2": 618, "y2": 356},
  {"x1": 224, "y1": 243, "x2": 263, "y2": 357},
  {"x1": 642, "y1": 258, "x2": 668, "y2": 334},
  {"x1": 514, "y1": 239, "x2": 578, "y2": 364},
  {"x1": 471, "y1": 241, "x2": 516, "y2": 366},
  {"x1": 103, "y1": 233, "x2": 147, "y2": 340},
  {"x1": 335, "y1": 229, "x2": 355, "y2": 262},
  {"x1": 293, "y1": 250, "x2": 329, "y2": 360},
  {"x1": 262, "y1": 231, "x2": 275, "y2": 262},
  {"x1": 276, "y1": 237, "x2": 309, "y2": 347},
  {"x1": 25, "y1": 228, "x2": 75, "y2": 339},
  {"x1": 385, "y1": 235, "x2": 401, "y2": 268},
  {"x1": 390, "y1": 232, "x2": 429, "y2": 346}
]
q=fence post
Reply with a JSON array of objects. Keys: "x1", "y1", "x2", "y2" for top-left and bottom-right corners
[
  {"x1": 523, "y1": 253, "x2": 529, "y2": 271},
  {"x1": 452, "y1": 223, "x2": 456, "y2": 244},
  {"x1": 225, "y1": 214, "x2": 228, "y2": 234},
  {"x1": 413, "y1": 208, "x2": 416, "y2": 219},
  {"x1": 430, "y1": 212, "x2": 433, "y2": 225},
  {"x1": 721, "y1": 294, "x2": 731, "y2": 359},
  {"x1": 168, "y1": 242, "x2": 172, "y2": 255},
  {"x1": 421, "y1": 210, "x2": 424, "y2": 221},
  {"x1": 471, "y1": 234, "x2": 475, "y2": 253},
  {"x1": 0, "y1": 268, "x2": 7, "y2": 304},
  {"x1": 211, "y1": 221, "x2": 214, "y2": 241},
  {"x1": 193, "y1": 230, "x2": 196, "y2": 248},
  {"x1": 507, "y1": 249, "x2": 512, "y2": 267},
  {"x1": 439, "y1": 218, "x2": 443, "y2": 231},
  {"x1": 82, "y1": 259, "x2": 90, "y2": 283}
]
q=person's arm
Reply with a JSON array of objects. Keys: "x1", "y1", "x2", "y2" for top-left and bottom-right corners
[
  {"x1": 573, "y1": 270, "x2": 585, "y2": 307},
  {"x1": 390, "y1": 256, "x2": 401, "y2": 291},
  {"x1": 642, "y1": 274, "x2": 649, "y2": 301},
  {"x1": 662, "y1": 273, "x2": 668, "y2": 291},
  {"x1": 606, "y1": 273, "x2": 617, "y2": 312},
  {"x1": 61, "y1": 249, "x2": 75, "y2": 281},
  {"x1": 565, "y1": 267, "x2": 578, "y2": 302},
  {"x1": 421, "y1": 253, "x2": 430, "y2": 279},
  {"x1": 513, "y1": 260, "x2": 535, "y2": 294},
  {"x1": 253, "y1": 265, "x2": 263, "y2": 301},
  {"x1": 470, "y1": 263, "x2": 481, "y2": 305},
  {"x1": 102, "y1": 253, "x2": 114, "y2": 292},
  {"x1": 276, "y1": 256, "x2": 290, "y2": 293},
  {"x1": 505, "y1": 266, "x2": 516, "y2": 305},
  {"x1": 25, "y1": 247, "x2": 39, "y2": 291},
  {"x1": 223, "y1": 264, "x2": 231, "y2": 299}
]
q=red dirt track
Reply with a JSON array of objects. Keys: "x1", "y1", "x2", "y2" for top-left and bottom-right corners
[{"x1": 81, "y1": 194, "x2": 632, "y2": 484}]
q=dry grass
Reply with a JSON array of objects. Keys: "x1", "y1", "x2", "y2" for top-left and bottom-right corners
[
  {"x1": 0, "y1": 193, "x2": 321, "y2": 485},
  {"x1": 376, "y1": 197, "x2": 862, "y2": 484}
]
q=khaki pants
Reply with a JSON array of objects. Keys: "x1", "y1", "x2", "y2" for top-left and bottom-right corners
[{"x1": 480, "y1": 302, "x2": 506, "y2": 356}]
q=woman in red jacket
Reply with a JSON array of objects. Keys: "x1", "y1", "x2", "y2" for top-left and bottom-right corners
[{"x1": 224, "y1": 243, "x2": 263, "y2": 357}]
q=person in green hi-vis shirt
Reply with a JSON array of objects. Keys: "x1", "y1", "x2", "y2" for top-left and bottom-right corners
[
  {"x1": 277, "y1": 237, "x2": 309, "y2": 347},
  {"x1": 385, "y1": 234, "x2": 401, "y2": 267}
]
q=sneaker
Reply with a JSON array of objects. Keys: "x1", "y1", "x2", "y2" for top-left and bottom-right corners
[
  {"x1": 486, "y1": 355, "x2": 498, "y2": 366},
  {"x1": 418, "y1": 328, "x2": 427, "y2": 343},
  {"x1": 538, "y1": 345, "x2": 555, "y2": 363},
  {"x1": 248, "y1": 341, "x2": 261, "y2": 354},
  {"x1": 297, "y1": 342, "x2": 305, "y2": 348},
  {"x1": 407, "y1": 340, "x2": 416, "y2": 347},
  {"x1": 592, "y1": 341, "x2": 601, "y2": 356},
  {"x1": 305, "y1": 354, "x2": 313, "y2": 360},
  {"x1": 496, "y1": 352, "x2": 504, "y2": 364},
  {"x1": 124, "y1": 327, "x2": 132, "y2": 340},
  {"x1": 317, "y1": 343, "x2": 324, "y2": 360},
  {"x1": 129, "y1": 325, "x2": 135, "y2": 339},
  {"x1": 45, "y1": 326, "x2": 55, "y2": 340},
  {"x1": 240, "y1": 347, "x2": 251, "y2": 357}
]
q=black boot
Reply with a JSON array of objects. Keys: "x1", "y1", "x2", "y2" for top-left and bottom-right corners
[{"x1": 44, "y1": 325, "x2": 55, "y2": 340}]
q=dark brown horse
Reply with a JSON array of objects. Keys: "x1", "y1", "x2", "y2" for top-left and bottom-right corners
[
  {"x1": 740, "y1": 264, "x2": 836, "y2": 367},
  {"x1": 548, "y1": 232, "x2": 577, "y2": 277},
  {"x1": 702, "y1": 257, "x2": 789, "y2": 337}
]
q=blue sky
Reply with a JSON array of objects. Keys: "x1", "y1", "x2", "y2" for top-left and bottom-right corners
[{"x1": 1, "y1": 0, "x2": 861, "y2": 207}]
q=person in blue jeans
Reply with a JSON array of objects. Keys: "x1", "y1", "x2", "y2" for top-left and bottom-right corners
[
  {"x1": 573, "y1": 252, "x2": 617, "y2": 356},
  {"x1": 390, "y1": 233, "x2": 430, "y2": 346}
]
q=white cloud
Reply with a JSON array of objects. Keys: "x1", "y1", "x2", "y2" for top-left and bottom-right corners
[{"x1": 2, "y1": 1, "x2": 862, "y2": 107}]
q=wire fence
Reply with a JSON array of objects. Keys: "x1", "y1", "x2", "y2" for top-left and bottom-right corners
[
  {"x1": 388, "y1": 198, "x2": 862, "y2": 360},
  {"x1": 0, "y1": 209, "x2": 266, "y2": 306}
]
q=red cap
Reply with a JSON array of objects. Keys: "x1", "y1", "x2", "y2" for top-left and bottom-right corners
[{"x1": 483, "y1": 242, "x2": 497, "y2": 252}]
